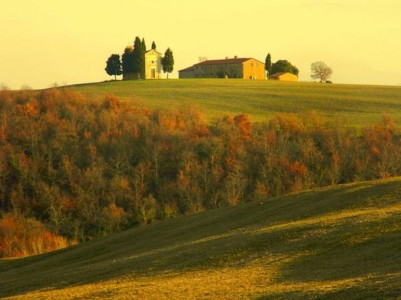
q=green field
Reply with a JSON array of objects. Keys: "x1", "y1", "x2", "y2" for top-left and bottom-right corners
[
  {"x1": 2, "y1": 177, "x2": 401, "y2": 299},
  {"x1": 72, "y1": 79, "x2": 401, "y2": 127}
]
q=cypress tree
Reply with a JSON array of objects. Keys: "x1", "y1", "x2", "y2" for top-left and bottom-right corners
[
  {"x1": 161, "y1": 48, "x2": 174, "y2": 79},
  {"x1": 122, "y1": 46, "x2": 134, "y2": 78},
  {"x1": 141, "y1": 38, "x2": 147, "y2": 78},
  {"x1": 132, "y1": 37, "x2": 145, "y2": 79},
  {"x1": 141, "y1": 38, "x2": 147, "y2": 52},
  {"x1": 265, "y1": 53, "x2": 272, "y2": 76}
]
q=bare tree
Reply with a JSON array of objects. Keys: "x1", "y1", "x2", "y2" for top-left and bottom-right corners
[{"x1": 311, "y1": 61, "x2": 333, "y2": 82}]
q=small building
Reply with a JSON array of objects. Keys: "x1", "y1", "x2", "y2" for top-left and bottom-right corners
[
  {"x1": 145, "y1": 49, "x2": 162, "y2": 79},
  {"x1": 268, "y1": 72, "x2": 298, "y2": 81},
  {"x1": 179, "y1": 57, "x2": 266, "y2": 79}
]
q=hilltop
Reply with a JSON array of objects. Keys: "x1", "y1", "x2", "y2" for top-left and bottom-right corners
[
  {"x1": 1, "y1": 177, "x2": 401, "y2": 299},
  {"x1": 72, "y1": 79, "x2": 401, "y2": 127}
]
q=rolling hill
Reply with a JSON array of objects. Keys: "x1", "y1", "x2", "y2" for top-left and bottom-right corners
[
  {"x1": 1, "y1": 177, "x2": 401, "y2": 299},
  {"x1": 72, "y1": 79, "x2": 401, "y2": 127}
]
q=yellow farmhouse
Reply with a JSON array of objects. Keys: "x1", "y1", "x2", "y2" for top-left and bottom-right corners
[
  {"x1": 179, "y1": 57, "x2": 266, "y2": 79},
  {"x1": 268, "y1": 72, "x2": 298, "y2": 81}
]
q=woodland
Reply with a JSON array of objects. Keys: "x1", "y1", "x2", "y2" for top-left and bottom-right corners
[{"x1": 1, "y1": 88, "x2": 400, "y2": 257}]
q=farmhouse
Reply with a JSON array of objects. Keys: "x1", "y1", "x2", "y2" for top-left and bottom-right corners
[
  {"x1": 179, "y1": 57, "x2": 265, "y2": 79},
  {"x1": 178, "y1": 66, "x2": 195, "y2": 78},
  {"x1": 268, "y1": 72, "x2": 298, "y2": 81}
]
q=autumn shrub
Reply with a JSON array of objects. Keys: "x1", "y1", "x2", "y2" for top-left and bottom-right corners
[{"x1": 0, "y1": 213, "x2": 74, "y2": 258}]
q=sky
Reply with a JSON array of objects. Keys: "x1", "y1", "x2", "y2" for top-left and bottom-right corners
[{"x1": 1, "y1": 0, "x2": 401, "y2": 89}]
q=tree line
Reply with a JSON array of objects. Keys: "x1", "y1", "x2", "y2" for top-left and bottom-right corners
[
  {"x1": 105, "y1": 37, "x2": 174, "y2": 80},
  {"x1": 1, "y1": 88, "x2": 400, "y2": 257}
]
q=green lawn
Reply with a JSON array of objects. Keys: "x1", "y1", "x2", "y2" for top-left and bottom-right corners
[
  {"x1": 72, "y1": 79, "x2": 401, "y2": 127},
  {"x1": 1, "y1": 177, "x2": 401, "y2": 299}
]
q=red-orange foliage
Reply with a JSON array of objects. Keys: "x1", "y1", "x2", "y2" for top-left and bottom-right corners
[
  {"x1": 254, "y1": 181, "x2": 270, "y2": 200},
  {"x1": 290, "y1": 161, "x2": 308, "y2": 178},
  {"x1": 0, "y1": 214, "x2": 22, "y2": 257},
  {"x1": 275, "y1": 113, "x2": 305, "y2": 135},
  {"x1": 0, "y1": 214, "x2": 74, "y2": 258},
  {"x1": 195, "y1": 124, "x2": 210, "y2": 137},
  {"x1": 178, "y1": 170, "x2": 190, "y2": 190},
  {"x1": 40, "y1": 88, "x2": 63, "y2": 106},
  {"x1": 223, "y1": 114, "x2": 234, "y2": 124},
  {"x1": 234, "y1": 114, "x2": 252, "y2": 137},
  {"x1": 370, "y1": 146, "x2": 381, "y2": 158},
  {"x1": 0, "y1": 125, "x2": 7, "y2": 143},
  {"x1": 265, "y1": 131, "x2": 276, "y2": 146},
  {"x1": 102, "y1": 95, "x2": 121, "y2": 112}
]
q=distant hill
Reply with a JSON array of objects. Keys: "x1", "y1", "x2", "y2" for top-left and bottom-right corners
[
  {"x1": 72, "y1": 79, "x2": 401, "y2": 127},
  {"x1": 1, "y1": 177, "x2": 401, "y2": 299}
]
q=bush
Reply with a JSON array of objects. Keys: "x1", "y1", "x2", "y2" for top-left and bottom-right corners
[{"x1": 0, "y1": 213, "x2": 74, "y2": 257}]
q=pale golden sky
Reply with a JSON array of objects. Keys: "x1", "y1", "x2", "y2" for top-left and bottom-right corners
[{"x1": 1, "y1": 0, "x2": 401, "y2": 88}]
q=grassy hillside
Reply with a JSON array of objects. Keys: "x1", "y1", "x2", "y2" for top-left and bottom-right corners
[
  {"x1": 1, "y1": 177, "x2": 401, "y2": 299},
  {"x1": 72, "y1": 79, "x2": 401, "y2": 126}
]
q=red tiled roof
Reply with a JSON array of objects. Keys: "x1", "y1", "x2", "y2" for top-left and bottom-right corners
[
  {"x1": 194, "y1": 58, "x2": 251, "y2": 66},
  {"x1": 179, "y1": 57, "x2": 264, "y2": 73},
  {"x1": 178, "y1": 66, "x2": 195, "y2": 72}
]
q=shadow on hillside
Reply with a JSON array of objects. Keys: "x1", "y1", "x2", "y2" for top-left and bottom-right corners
[
  {"x1": 1, "y1": 179, "x2": 401, "y2": 298},
  {"x1": 277, "y1": 228, "x2": 401, "y2": 282},
  {"x1": 256, "y1": 273, "x2": 401, "y2": 300}
]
